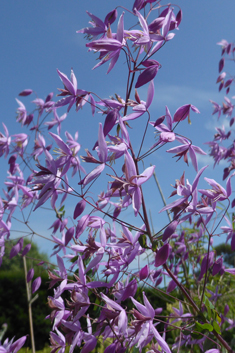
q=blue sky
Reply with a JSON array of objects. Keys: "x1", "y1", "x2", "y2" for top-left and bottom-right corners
[{"x1": 1, "y1": 0, "x2": 235, "y2": 256}]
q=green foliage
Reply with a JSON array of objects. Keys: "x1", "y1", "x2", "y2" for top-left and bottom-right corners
[
  {"x1": 0, "y1": 240, "x2": 53, "y2": 350},
  {"x1": 0, "y1": 270, "x2": 53, "y2": 350},
  {"x1": 214, "y1": 243, "x2": 235, "y2": 267}
]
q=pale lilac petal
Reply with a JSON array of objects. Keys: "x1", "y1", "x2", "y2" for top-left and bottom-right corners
[
  {"x1": 57, "y1": 255, "x2": 67, "y2": 278},
  {"x1": 116, "y1": 13, "x2": 124, "y2": 43},
  {"x1": 125, "y1": 151, "x2": 137, "y2": 181},
  {"x1": 57, "y1": 69, "x2": 76, "y2": 96},
  {"x1": 132, "y1": 187, "x2": 142, "y2": 216},
  {"x1": 70, "y1": 69, "x2": 77, "y2": 92},
  {"x1": 137, "y1": 166, "x2": 155, "y2": 186},
  {"x1": 191, "y1": 104, "x2": 200, "y2": 114},
  {"x1": 86, "y1": 11, "x2": 106, "y2": 30},
  {"x1": 165, "y1": 33, "x2": 175, "y2": 41},
  {"x1": 143, "y1": 292, "x2": 155, "y2": 318},
  {"x1": 11, "y1": 336, "x2": 27, "y2": 353},
  {"x1": 159, "y1": 197, "x2": 187, "y2": 213},
  {"x1": 49, "y1": 132, "x2": 71, "y2": 155},
  {"x1": 189, "y1": 146, "x2": 198, "y2": 172},
  {"x1": 101, "y1": 293, "x2": 123, "y2": 311},
  {"x1": 162, "y1": 9, "x2": 172, "y2": 37},
  {"x1": 151, "y1": 324, "x2": 171, "y2": 353},
  {"x1": 192, "y1": 165, "x2": 208, "y2": 192},
  {"x1": 79, "y1": 163, "x2": 105, "y2": 186},
  {"x1": 98, "y1": 123, "x2": 108, "y2": 162},
  {"x1": 81, "y1": 337, "x2": 97, "y2": 353},
  {"x1": 146, "y1": 80, "x2": 155, "y2": 109},
  {"x1": 150, "y1": 40, "x2": 164, "y2": 55},
  {"x1": 167, "y1": 145, "x2": 188, "y2": 154},
  {"x1": 192, "y1": 145, "x2": 207, "y2": 155},
  {"x1": 107, "y1": 51, "x2": 120, "y2": 73},
  {"x1": 118, "y1": 310, "x2": 127, "y2": 334},
  {"x1": 131, "y1": 297, "x2": 149, "y2": 317},
  {"x1": 160, "y1": 132, "x2": 175, "y2": 142}
]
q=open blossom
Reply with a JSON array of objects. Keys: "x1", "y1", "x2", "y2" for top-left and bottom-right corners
[
  {"x1": 0, "y1": 124, "x2": 11, "y2": 158},
  {"x1": 160, "y1": 166, "x2": 208, "y2": 215},
  {"x1": 44, "y1": 108, "x2": 67, "y2": 135},
  {"x1": 55, "y1": 69, "x2": 94, "y2": 114},
  {"x1": 32, "y1": 92, "x2": 54, "y2": 118},
  {"x1": 15, "y1": 99, "x2": 27, "y2": 125},
  {"x1": 166, "y1": 136, "x2": 206, "y2": 172},
  {"x1": 0, "y1": 336, "x2": 27, "y2": 353},
  {"x1": 79, "y1": 123, "x2": 108, "y2": 186},
  {"x1": 131, "y1": 293, "x2": 171, "y2": 353},
  {"x1": 198, "y1": 172, "x2": 234, "y2": 202},
  {"x1": 85, "y1": 12, "x2": 125, "y2": 73},
  {"x1": 12, "y1": 133, "x2": 28, "y2": 155},
  {"x1": 107, "y1": 151, "x2": 155, "y2": 216},
  {"x1": 77, "y1": 9, "x2": 117, "y2": 40},
  {"x1": 123, "y1": 81, "x2": 154, "y2": 121}
]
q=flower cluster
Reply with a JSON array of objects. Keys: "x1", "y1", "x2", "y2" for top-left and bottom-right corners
[{"x1": 1, "y1": 2, "x2": 235, "y2": 353}]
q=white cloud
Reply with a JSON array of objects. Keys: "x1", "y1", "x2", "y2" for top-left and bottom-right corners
[
  {"x1": 205, "y1": 115, "x2": 230, "y2": 132},
  {"x1": 137, "y1": 83, "x2": 223, "y2": 111}
]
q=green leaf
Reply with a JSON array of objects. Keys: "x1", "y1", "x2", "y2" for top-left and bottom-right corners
[
  {"x1": 152, "y1": 240, "x2": 158, "y2": 252},
  {"x1": 195, "y1": 322, "x2": 213, "y2": 332},
  {"x1": 204, "y1": 296, "x2": 214, "y2": 319},
  {"x1": 139, "y1": 234, "x2": 148, "y2": 249},
  {"x1": 213, "y1": 320, "x2": 221, "y2": 334}
]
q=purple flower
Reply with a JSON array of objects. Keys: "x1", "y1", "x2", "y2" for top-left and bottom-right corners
[
  {"x1": 55, "y1": 69, "x2": 89, "y2": 113},
  {"x1": 150, "y1": 106, "x2": 175, "y2": 144},
  {"x1": 108, "y1": 151, "x2": 155, "y2": 216},
  {"x1": 15, "y1": 99, "x2": 27, "y2": 125},
  {"x1": 173, "y1": 104, "x2": 200, "y2": 123},
  {"x1": 45, "y1": 109, "x2": 67, "y2": 135},
  {"x1": 86, "y1": 13, "x2": 125, "y2": 73},
  {"x1": 166, "y1": 136, "x2": 206, "y2": 172},
  {"x1": 0, "y1": 124, "x2": 11, "y2": 158},
  {"x1": 198, "y1": 173, "x2": 234, "y2": 202},
  {"x1": 31, "y1": 92, "x2": 54, "y2": 118},
  {"x1": 160, "y1": 166, "x2": 208, "y2": 214},
  {"x1": 30, "y1": 152, "x2": 62, "y2": 210},
  {"x1": 131, "y1": 293, "x2": 171, "y2": 353},
  {"x1": 79, "y1": 123, "x2": 108, "y2": 186},
  {"x1": 50, "y1": 329, "x2": 66, "y2": 353},
  {"x1": 0, "y1": 336, "x2": 27, "y2": 353},
  {"x1": 77, "y1": 9, "x2": 117, "y2": 40},
  {"x1": 210, "y1": 100, "x2": 222, "y2": 119},
  {"x1": 12, "y1": 133, "x2": 28, "y2": 155},
  {"x1": 123, "y1": 81, "x2": 154, "y2": 121}
]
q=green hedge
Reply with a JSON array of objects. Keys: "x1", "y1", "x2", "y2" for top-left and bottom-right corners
[{"x1": 0, "y1": 271, "x2": 53, "y2": 350}]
